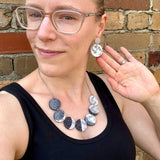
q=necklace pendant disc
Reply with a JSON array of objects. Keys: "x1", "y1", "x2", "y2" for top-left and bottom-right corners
[
  {"x1": 54, "y1": 110, "x2": 65, "y2": 122},
  {"x1": 89, "y1": 95, "x2": 98, "y2": 105},
  {"x1": 85, "y1": 114, "x2": 96, "y2": 126},
  {"x1": 75, "y1": 119, "x2": 87, "y2": 132},
  {"x1": 64, "y1": 117, "x2": 75, "y2": 130},
  {"x1": 49, "y1": 98, "x2": 61, "y2": 111},
  {"x1": 89, "y1": 105, "x2": 99, "y2": 115}
]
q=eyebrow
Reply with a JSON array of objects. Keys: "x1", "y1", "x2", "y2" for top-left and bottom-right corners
[{"x1": 25, "y1": 3, "x2": 84, "y2": 13}]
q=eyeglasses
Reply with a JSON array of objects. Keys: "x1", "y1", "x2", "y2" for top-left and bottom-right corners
[{"x1": 15, "y1": 6, "x2": 101, "y2": 34}]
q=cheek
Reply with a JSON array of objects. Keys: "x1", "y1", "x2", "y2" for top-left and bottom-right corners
[
  {"x1": 76, "y1": 23, "x2": 98, "y2": 52},
  {"x1": 26, "y1": 30, "x2": 36, "y2": 46},
  {"x1": 70, "y1": 32, "x2": 95, "y2": 56}
]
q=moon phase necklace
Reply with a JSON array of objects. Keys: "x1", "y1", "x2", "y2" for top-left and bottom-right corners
[{"x1": 38, "y1": 69, "x2": 99, "y2": 132}]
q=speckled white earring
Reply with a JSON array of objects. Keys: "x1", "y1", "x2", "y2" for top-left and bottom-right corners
[{"x1": 91, "y1": 38, "x2": 103, "y2": 57}]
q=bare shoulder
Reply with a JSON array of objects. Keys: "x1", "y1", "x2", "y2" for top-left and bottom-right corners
[
  {"x1": 97, "y1": 73, "x2": 124, "y2": 112},
  {"x1": 0, "y1": 91, "x2": 29, "y2": 159}
]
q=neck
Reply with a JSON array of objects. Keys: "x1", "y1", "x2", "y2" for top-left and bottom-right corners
[{"x1": 37, "y1": 68, "x2": 90, "y2": 102}]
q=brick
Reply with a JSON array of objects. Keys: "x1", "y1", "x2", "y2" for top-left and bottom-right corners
[
  {"x1": 132, "y1": 52, "x2": 146, "y2": 64},
  {"x1": 143, "y1": 153, "x2": 155, "y2": 160},
  {"x1": 87, "y1": 56, "x2": 102, "y2": 72},
  {"x1": 152, "y1": 13, "x2": 160, "y2": 30},
  {"x1": 127, "y1": 13, "x2": 149, "y2": 30},
  {"x1": 106, "y1": 33, "x2": 150, "y2": 50},
  {"x1": 0, "y1": 57, "x2": 12, "y2": 76},
  {"x1": 0, "y1": 0, "x2": 25, "y2": 4},
  {"x1": 14, "y1": 56, "x2": 38, "y2": 77},
  {"x1": 154, "y1": 69, "x2": 160, "y2": 83},
  {"x1": 148, "y1": 51, "x2": 160, "y2": 67},
  {"x1": 136, "y1": 152, "x2": 143, "y2": 160},
  {"x1": 136, "y1": 146, "x2": 142, "y2": 152},
  {"x1": 0, "y1": 9, "x2": 12, "y2": 29},
  {"x1": 105, "y1": 12, "x2": 125, "y2": 30},
  {"x1": 153, "y1": 0, "x2": 160, "y2": 11},
  {"x1": 0, "y1": 80, "x2": 16, "y2": 88},
  {"x1": 0, "y1": 33, "x2": 32, "y2": 54},
  {"x1": 104, "y1": 0, "x2": 150, "y2": 10},
  {"x1": 152, "y1": 33, "x2": 160, "y2": 49}
]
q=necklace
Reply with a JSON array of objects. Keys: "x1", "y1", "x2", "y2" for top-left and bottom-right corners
[{"x1": 38, "y1": 69, "x2": 99, "y2": 132}]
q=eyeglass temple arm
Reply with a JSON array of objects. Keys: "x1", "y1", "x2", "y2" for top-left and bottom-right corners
[{"x1": 85, "y1": 12, "x2": 102, "y2": 17}]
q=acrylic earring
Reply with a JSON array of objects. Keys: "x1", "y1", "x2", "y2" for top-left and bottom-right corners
[{"x1": 91, "y1": 38, "x2": 103, "y2": 57}]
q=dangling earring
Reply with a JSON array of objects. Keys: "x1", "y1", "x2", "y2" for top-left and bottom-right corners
[{"x1": 91, "y1": 38, "x2": 103, "y2": 57}]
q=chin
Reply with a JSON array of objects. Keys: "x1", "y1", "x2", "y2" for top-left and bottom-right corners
[{"x1": 38, "y1": 63, "x2": 68, "y2": 78}]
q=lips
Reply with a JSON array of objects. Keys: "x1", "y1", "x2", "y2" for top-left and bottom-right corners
[{"x1": 37, "y1": 48, "x2": 64, "y2": 58}]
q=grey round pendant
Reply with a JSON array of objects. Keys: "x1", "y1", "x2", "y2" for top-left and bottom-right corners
[
  {"x1": 64, "y1": 117, "x2": 75, "y2": 130},
  {"x1": 49, "y1": 98, "x2": 61, "y2": 111},
  {"x1": 75, "y1": 119, "x2": 87, "y2": 132},
  {"x1": 91, "y1": 44, "x2": 103, "y2": 57},
  {"x1": 89, "y1": 95, "x2": 98, "y2": 105},
  {"x1": 89, "y1": 105, "x2": 99, "y2": 115},
  {"x1": 85, "y1": 114, "x2": 96, "y2": 126},
  {"x1": 54, "y1": 110, "x2": 65, "y2": 122}
]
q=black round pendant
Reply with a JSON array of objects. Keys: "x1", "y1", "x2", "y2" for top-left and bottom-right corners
[
  {"x1": 75, "y1": 119, "x2": 87, "y2": 132},
  {"x1": 64, "y1": 117, "x2": 75, "y2": 130},
  {"x1": 54, "y1": 110, "x2": 65, "y2": 122},
  {"x1": 49, "y1": 98, "x2": 61, "y2": 111}
]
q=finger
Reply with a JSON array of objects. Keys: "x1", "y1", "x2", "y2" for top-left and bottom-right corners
[
  {"x1": 104, "y1": 45, "x2": 124, "y2": 64},
  {"x1": 100, "y1": 52, "x2": 120, "y2": 72},
  {"x1": 96, "y1": 56, "x2": 117, "y2": 78},
  {"x1": 120, "y1": 47, "x2": 137, "y2": 63}
]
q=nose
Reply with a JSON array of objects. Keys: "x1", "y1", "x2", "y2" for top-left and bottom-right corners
[{"x1": 37, "y1": 16, "x2": 57, "y2": 41}]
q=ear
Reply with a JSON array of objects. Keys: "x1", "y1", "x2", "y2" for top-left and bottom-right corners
[{"x1": 97, "y1": 14, "x2": 107, "y2": 38}]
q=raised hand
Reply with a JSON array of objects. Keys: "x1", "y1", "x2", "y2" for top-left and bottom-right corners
[{"x1": 96, "y1": 45, "x2": 160, "y2": 103}]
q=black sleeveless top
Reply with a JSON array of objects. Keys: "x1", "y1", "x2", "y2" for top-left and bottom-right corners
[{"x1": 0, "y1": 72, "x2": 135, "y2": 160}]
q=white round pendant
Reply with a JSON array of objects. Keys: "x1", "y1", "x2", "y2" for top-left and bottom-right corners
[
  {"x1": 85, "y1": 114, "x2": 96, "y2": 126},
  {"x1": 89, "y1": 95, "x2": 98, "y2": 105},
  {"x1": 91, "y1": 44, "x2": 103, "y2": 57}
]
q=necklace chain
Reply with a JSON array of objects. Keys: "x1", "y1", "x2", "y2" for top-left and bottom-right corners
[
  {"x1": 38, "y1": 69, "x2": 99, "y2": 132},
  {"x1": 38, "y1": 69, "x2": 54, "y2": 98}
]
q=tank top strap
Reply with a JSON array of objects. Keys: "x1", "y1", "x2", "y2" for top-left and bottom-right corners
[{"x1": 88, "y1": 72, "x2": 121, "y2": 112}]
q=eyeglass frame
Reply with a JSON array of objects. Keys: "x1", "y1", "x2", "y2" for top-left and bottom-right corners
[{"x1": 15, "y1": 5, "x2": 102, "y2": 34}]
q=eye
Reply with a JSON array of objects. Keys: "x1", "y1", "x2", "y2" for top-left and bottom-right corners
[
  {"x1": 56, "y1": 12, "x2": 80, "y2": 21},
  {"x1": 59, "y1": 14, "x2": 76, "y2": 21},
  {"x1": 63, "y1": 16, "x2": 74, "y2": 20},
  {"x1": 27, "y1": 9, "x2": 42, "y2": 18},
  {"x1": 29, "y1": 12, "x2": 42, "y2": 18}
]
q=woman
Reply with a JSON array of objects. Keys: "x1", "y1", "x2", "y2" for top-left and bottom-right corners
[{"x1": 0, "y1": 0, "x2": 160, "y2": 159}]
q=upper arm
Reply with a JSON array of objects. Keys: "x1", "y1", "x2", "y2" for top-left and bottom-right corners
[
  {"x1": 0, "y1": 92, "x2": 29, "y2": 160},
  {"x1": 122, "y1": 99, "x2": 160, "y2": 159}
]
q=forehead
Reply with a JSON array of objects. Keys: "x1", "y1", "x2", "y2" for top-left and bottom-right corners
[{"x1": 25, "y1": 0, "x2": 96, "y2": 12}]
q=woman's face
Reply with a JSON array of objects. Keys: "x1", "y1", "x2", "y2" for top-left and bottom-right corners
[{"x1": 26, "y1": 0, "x2": 106, "y2": 77}]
